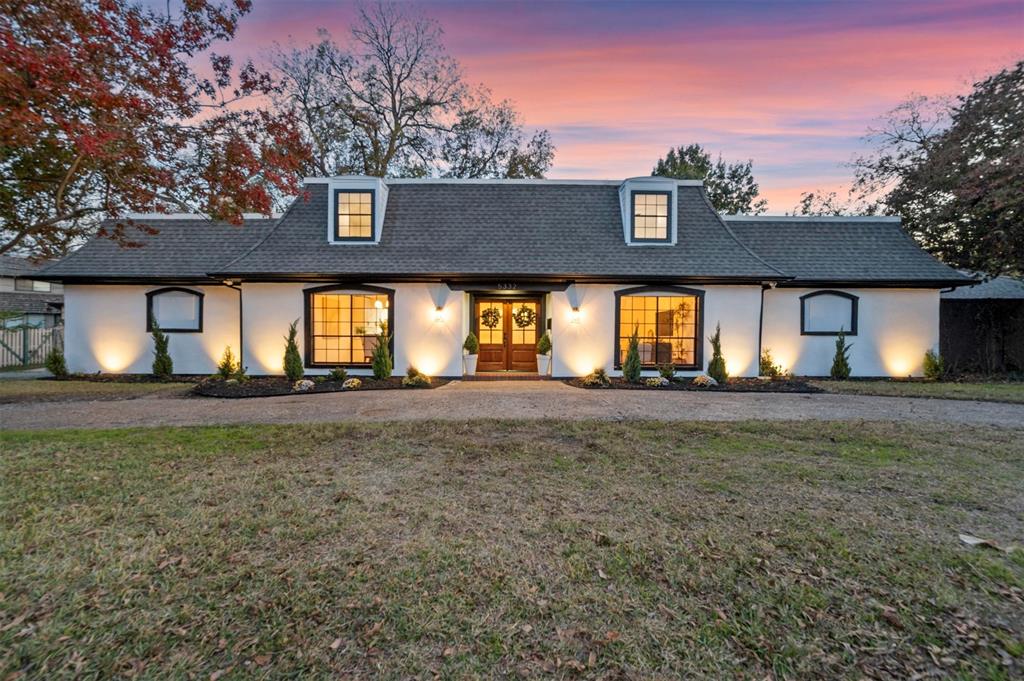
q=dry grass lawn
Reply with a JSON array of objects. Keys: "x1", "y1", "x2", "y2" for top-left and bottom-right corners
[
  {"x1": 1, "y1": 421, "x2": 1022, "y2": 679},
  {"x1": 812, "y1": 379, "x2": 1024, "y2": 404},
  {"x1": 0, "y1": 379, "x2": 190, "y2": 403}
]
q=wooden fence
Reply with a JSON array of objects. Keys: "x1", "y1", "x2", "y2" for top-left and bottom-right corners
[{"x1": 0, "y1": 326, "x2": 64, "y2": 369}]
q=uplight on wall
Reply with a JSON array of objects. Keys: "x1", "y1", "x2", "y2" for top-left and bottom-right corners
[{"x1": 570, "y1": 306, "x2": 582, "y2": 324}]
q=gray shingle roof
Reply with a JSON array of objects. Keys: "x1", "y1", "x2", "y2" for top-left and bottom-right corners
[
  {"x1": 39, "y1": 217, "x2": 278, "y2": 280},
  {"x1": 942, "y1": 274, "x2": 1024, "y2": 299},
  {"x1": 215, "y1": 182, "x2": 783, "y2": 280},
  {"x1": 0, "y1": 292, "x2": 62, "y2": 314},
  {"x1": 724, "y1": 216, "x2": 971, "y2": 285},
  {"x1": 0, "y1": 254, "x2": 44, "y2": 277}
]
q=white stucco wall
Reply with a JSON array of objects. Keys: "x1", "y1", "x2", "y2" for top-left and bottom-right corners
[
  {"x1": 64, "y1": 284, "x2": 239, "y2": 374},
  {"x1": 549, "y1": 284, "x2": 763, "y2": 378},
  {"x1": 761, "y1": 287, "x2": 939, "y2": 377}
]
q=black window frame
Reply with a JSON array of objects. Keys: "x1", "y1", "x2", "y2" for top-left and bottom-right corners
[
  {"x1": 613, "y1": 285, "x2": 704, "y2": 370},
  {"x1": 799, "y1": 290, "x2": 859, "y2": 336},
  {"x1": 145, "y1": 287, "x2": 204, "y2": 333},
  {"x1": 332, "y1": 188, "x2": 376, "y2": 242},
  {"x1": 630, "y1": 190, "x2": 672, "y2": 243},
  {"x1": 303, "y1": 284, "x2": 395, "y2": 369}
]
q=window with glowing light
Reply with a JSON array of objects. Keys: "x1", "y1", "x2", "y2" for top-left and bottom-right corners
[
  {"x1": 630, "y1": 191, "x2": 670, "y2": 242},
  {"x1": 616, "y1": 288, "x2": 702, "y2": 369},
  {"x1": 334, "y1": 190, "x2": 375, "y2": 240},
  {"x1": 305, "y1": 287, "x2": 392, "y2": 366}
]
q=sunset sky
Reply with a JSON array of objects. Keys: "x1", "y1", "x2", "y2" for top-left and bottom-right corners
[{"x1": 227, "y1": 0, "x2": 1022, "y2": 212}]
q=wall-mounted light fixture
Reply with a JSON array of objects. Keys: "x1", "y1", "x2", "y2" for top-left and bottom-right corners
[
  {"x1": 570, "y1": 306, "x2": 581, "y2": 324},
  {"x1": 434, "y1": 305, "x2": 445, "y2": 323}
]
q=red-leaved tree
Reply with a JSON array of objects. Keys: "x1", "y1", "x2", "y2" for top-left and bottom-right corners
[{"x1": 0, "y1": 0, "x2": 311, "y2": 258}]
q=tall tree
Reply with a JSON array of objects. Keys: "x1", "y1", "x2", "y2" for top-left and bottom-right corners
[
  {"x1": 271, "y1": 2, "x2": 553, "y2": 179},
  {"x1": 652, "y1": 144, "x2": 767, "y2": 214},
  {"x1": 0, "y1": 0, "x2": 310, "y2": 258}
]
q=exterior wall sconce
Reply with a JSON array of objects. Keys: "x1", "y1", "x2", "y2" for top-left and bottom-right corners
[
  {"x1": 570, "y1": 306, "x2": 581, "y2": 324},
  {"x1": 434, "y1": 305, "x2": 445, "y2": 323}
]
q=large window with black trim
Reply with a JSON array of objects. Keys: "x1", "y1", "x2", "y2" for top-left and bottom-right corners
[
  {"x1": 616, "y1": 287, "x2": 703, "y2": 369},
  {"x1": 800, "y1": 290, "x2": 858, "y2": 335},
  {"x1": 146, "y1": 287, "x2": 203, "y2": 332},
  {"x1": 334, "y1": 190, "x2": 375, "y2": 241},
  {"x1": 304, "y1": 286, "x2": 393, "y2": 366},
  {"x1": 631, "y1": 191, "x2": 670, "y2": 241}
]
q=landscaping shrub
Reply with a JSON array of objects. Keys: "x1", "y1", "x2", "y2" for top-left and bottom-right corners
[
  {"x1": 217, "y1": 346, "x2": 239, "y2": 378},
  {"x1": 293, "y1": 379, "x2": 315, "y2": 392},
  {"x1": 371, "y1": 322, "x2": 393, "y2": 379},
  {"x1": 536, "y1": 331, "x2": 552, "y2": 356},
  {"x1": 623, "y1": 326, "x2": 641, "y2": 383},
  {"x1": 342, "y1": 377, "x2": 362, "y2": 390},
  {"x1": 830, "y1": 329, "x2": 852, "y2": 379},
  {"x1": 924, "y1": 349, "x2": 945, "y2": 380},
  {"x1": 759, "y1": 347, "x2": 782, "y2": 377},
  {"x1": 463, "y1": 331, "x2": 479, "y2": 355},
  {"x1": 707, "y1": 323, "x2": 728, "y2": 384},
  {"x1": 283, "y1": 320, "x2": 303, "y2": 381},
  {"x1": 151, "y1": 322, "x2": 173, "y2": 378},
  {"x1": 44, "y1": 346, "x2": 68, "y2": 378},
  {"x1": 329, "y1": 366, "x2": 348, "y2": 382},
  {"x1": 402, "y1": 365, "x2": 431, "y2": 388},
  {"x1": 646, "y1": 376, "x2": 669, "y2": 387},
  {"x1": 658, "y1": 363, "x2": 675, "y2": 380},
  {"x1": 692, "y1": 374, "x2": 718, "y2": 387},
  {"x1": 581, "y1": 368, "x2": 611, "y2": 387}
]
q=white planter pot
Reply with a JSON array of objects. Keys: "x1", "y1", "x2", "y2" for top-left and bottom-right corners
[
  {"x1": 536, "y1": 354, "x2": 550, "y2": 375},
  {"x1": 464, "y1": 354, "x2": 478, "y2": 375}
]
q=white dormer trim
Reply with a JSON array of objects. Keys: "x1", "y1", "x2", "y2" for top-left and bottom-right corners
[
  {"x1": 325, "y1": 176, "x2": 389, "y2": 245},
  {"x1": 619, "y1": 177, "x2": 678, "y2": 247}
]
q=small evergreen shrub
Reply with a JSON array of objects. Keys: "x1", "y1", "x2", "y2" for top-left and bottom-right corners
[
  {"x1": 759, "y1": 347, "x2": 782, "y2": 377},
  {"x1": 217, "y1": 346, "x2": 239, "y2": 378},
  {"x1": 622, "y1": 326, "x2": 642, "y2": 383},
  {"x1": 371, "y1": 322, "x2": 393, "y2": 379},
  {"x1": 283, "y1": 320, "x2": 303, "y2": 381},
  {"x1": 657, "y1": 363, "x2": 676, "y2": 380},
  {"x1": 536, "y1": 332, "x2": 552, "y2": 356},
  {"x1": 830, "y1": 329, "x2": 852, "y2": 380},
  {"x1": 463, "y1": 331, "x2": 479, "y2": 355},
  {"x1": 402, "y1": 365, "x2": 431, "y2": 388},
  {"x1": 923, "y1": 349, "x2": 945, "y2": 380},
  {"x1": 581, "y1": 368, "x2": 611, "y2": 387},
  {"x1": 329, "y1": 366, "x2": 348, "y2": 382},
  {"x1": 45, "y1": 346, "x2": 68, "y2": 378},
  {"x1": 151, "y1": 322, "x2": 173, "y2": 378},
  {"x1": 707, "y1": 323, "x2": 728, "y2": 384}
]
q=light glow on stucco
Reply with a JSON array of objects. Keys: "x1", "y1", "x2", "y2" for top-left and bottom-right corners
[{"x1": 92, "y1": 334, "x2": 142, "y2": 373}]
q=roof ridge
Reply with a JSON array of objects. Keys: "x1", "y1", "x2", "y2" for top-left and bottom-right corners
[
  {"x1": 699, "y1": 191, "x2": 789, "y2": 280},
  {"x1": 213, "y1": 200, "x2": 296, "y2": 276},
  {"x1": 723, "y1": 215, "x2": 901, "y2": 223}
]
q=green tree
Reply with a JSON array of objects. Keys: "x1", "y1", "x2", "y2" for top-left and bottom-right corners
[
  {"x1": 707, "y1": 323, "x2": 728, "y2": 383},
  {"x1": 830, "y1": 329, "x2": 852, "y2": 379},
  {"x1": 652, "y1": 144, "x2": 768, "y2": 214},
  {"x1": 45, "y1": 346, "x2": 68, "y2": 378},
  {"x1": 371, "y1": 322, "x2": 393, "y2": 379},
  {"x1": 283, "y1": 320, "x2": 303, "y2": 381},
  {"x1": 622, "y1": 326, "x2": 641, "y2": 383},
  {"x1": 151, "y1": 323, "x2": 173, "y2": 378},
  {"x1": 217, "y1": 346, "x2": 239, "y2": 379}
]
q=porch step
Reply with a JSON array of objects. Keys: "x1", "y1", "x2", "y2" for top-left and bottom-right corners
[{"x1": 463, "y1": 372, "x2": 550, "y2": 381}]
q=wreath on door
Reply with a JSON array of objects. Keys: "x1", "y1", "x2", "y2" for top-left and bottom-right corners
[
  {"x1": 481, "y1": 307, "x2": 501, "y2": 329},
  {"x1": 512, "y1": 305, "x2": 537, "y2": 328}
]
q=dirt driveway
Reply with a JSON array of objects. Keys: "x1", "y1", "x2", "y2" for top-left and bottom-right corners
[{"x1": 3, "y1": 380, "x2": 1024, "y2": 430}]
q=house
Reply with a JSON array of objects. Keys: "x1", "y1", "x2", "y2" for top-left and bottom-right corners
[
  {"x1": 38, "y1": 176, "x2": 971, "y2": 377},
  {"x1": 940, "y1": 274, "x2": 1024, "y2": 373},
  {"x1": 0, "y1": 254, "x2": 64, "y2": 329}
]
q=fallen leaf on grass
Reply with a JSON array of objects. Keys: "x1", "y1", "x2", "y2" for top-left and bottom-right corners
[
  {"x1": 329, "y1": 638, "x2": 342, "y2": 651},
  {"x1": 253, "y1": 654, "x2": 271, "y2": 666},
  {"x1": 959, "y1": 533, "x2": 1018, "y2": 553}
]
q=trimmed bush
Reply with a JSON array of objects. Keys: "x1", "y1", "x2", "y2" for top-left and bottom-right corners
[
  {"x1": 759, "y1": 347, "x2": 782, "y2": 378},
  {"x1": 371, "y1": 322, "x2": 393, "y2": 379},
  {"x1": 622, "y1": 326, "x2": 642, "y2": 383},
  {"x1": 342, "y1": 377, "x2": 362, "y2": 390},
  {"x1": 581, "y1": 368, "x2": 611, "y2": 387},
  {"x1": 45, "y1": 346, "x2": 68, "y2": 378},
  {"x1": 658, "y1": 363, "x2": 676, "y2": 380},
  {"x1": 151, "y1": 322, "x2": 173, "y2": 378},
  {"x1": 707, "y1": 323, "x2": 727, "y2": 384},
  {"x1": 830, "y1": 329, "x2": 852, "y2": 380},
  {"x1": 924, "y1": 349, "x2": 945, "y2": 380},
  {"x1": 329, "y1": 366, "x2": 348, "y2": 382},
  {"x1": 402, "y1": 365, "x2": 431, "y2": 388},
  {"x1": 283, "y1": 320, "x2": 304, "y2": 381},
  {"x1": 536, "y1": 331, "x2": 552, "y2": 356},
  {"x1": 217, "y1": 346, "x2": 239, "y2": 378},
  {"x1": 463, "y1": 331, "x2": 479, "y2": 355}
]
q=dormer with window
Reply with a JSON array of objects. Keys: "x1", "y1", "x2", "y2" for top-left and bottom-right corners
[
  {"x1": 324, "y1": 176, "x2": 389, "y2": 245},
  {"x1": 618, "y1": 177, "x2": 678, "y2": 246}
]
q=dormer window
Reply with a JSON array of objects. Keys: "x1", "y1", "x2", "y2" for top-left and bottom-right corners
[
  {"x1": 334, "y1": 189, "x2": 375, "y2": 241},
  {"x1": 631, "y1": 191, "x2": 670, "y2": 242}
]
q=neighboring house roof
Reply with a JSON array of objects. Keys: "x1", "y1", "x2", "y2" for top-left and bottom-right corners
[
  {"x1": 0, "y1": 292, "x2": 63, "y2": 314},
  {"x1": 723, "y1": 216, "x2": 970, "y2": 286},
  {"x1": 0, "y1": 254, "x2": 44, "y2": 277},
  {"x1": 941, "y1": 273, "x2": 1024, "y2": 299},
  {"x1": 39, "y1": 217, "x2": 279, "y2": 281}
]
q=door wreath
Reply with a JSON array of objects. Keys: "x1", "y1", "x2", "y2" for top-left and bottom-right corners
[
  {"x1": 481, "y1": 307, "x2": 501, "y2": 329},
  {"x1": 512, "y1": 305, "x2": 537, "y2": 328}
]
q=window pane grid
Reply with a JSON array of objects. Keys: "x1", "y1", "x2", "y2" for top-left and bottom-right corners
[
  {"x1": 632, "y1": 192, "x2": 669, "y2": 240},
  {"x1": 310, "y1": 292, "x2": 389, "y2": 365},
  {"x1": 619, "y1": 294, "x2": 699, "y2": 367},
  {"x1": 336, "y1": 191, "x2": 374, "y2": 239}
]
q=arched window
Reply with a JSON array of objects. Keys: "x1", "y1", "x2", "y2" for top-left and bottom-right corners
[
  {"x1": 800, "y1": 291, "x2": 858, "y2": 335},
  {"x1": 304, "y1": 284, "x2": 394, "y2": 367},
  {"x1": 614, "y1": 286, "x2": 704, "y2": 369},
  {"x1": 146, "y1": 287, "x2": 203, "y2": 332}
]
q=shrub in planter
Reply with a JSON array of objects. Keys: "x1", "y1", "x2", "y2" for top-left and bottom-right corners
[
  {"x1": 283, "y1": 320, "x2": 304, "y2": 381},
  {"x1": 759, "y1": 347, "x2": 782, "y2": 378},
  {"x1": 923, "y1": 349, "x2": 945, "y2": 380},
  {"x1": 217, "y1": 346, "x2": 239, "y2": 379},
  {"x1": 463, "y1": 332, "x2": 479, "y2": 375},
  {"x1": 623, "y1": 326, "x2": 642, "y2": 383},
  {"x1": 707, "y1": 323, "x2": 727, "y2": 384},
  {"x1": 329, "y1": 366, "x2": 348, "y2": 382},
  {"x1": 830, "y1": 329, "x2": 852, "y2": 380},
  {"x1": 536, "y1": 332, "x2": 552, "y2": 375},
  {"x1": 151, "y1": 322, "x2": 173, "y2": 378},
  {"x1": 658, "y1": 363, "x2": 675, "y2": 380},
  {"x1": 45, "y1": 346, "x2": 68, "y2": 378},
  {"x1": 342, "y1": 377, "x2": 362, "y2": 390},
  {"x1": 371, "y1": 323, "x2": 393, "y2": 379},
  {"x1": 402, "y1": 365, "x2": 431, "y2": 388},
  {"x1": 581, "y1": 368, "x2": 611, "y2": 387},
  {"x1": 646, "y1": 376, "x2": 669, "y2": 387}
]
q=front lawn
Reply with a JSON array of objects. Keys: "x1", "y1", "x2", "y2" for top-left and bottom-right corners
[
  {"x1": 0, "y1": 379, "x2": 192, "y2": 403},
  {"x1": 812, "y1": 379, "x2": 1024, "y2": 404},
  {"x1": 1, "y1": 421, "x2": 1022, "y2": 678}
]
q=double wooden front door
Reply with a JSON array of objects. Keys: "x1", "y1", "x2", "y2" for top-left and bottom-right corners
[{"x1": 475, "y1": 298, "x2": 541, "y2": 372}]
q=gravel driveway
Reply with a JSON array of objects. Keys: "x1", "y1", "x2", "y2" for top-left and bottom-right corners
[{"x1": 3, "y1": 380, "x2": 1023, "y2": 430}]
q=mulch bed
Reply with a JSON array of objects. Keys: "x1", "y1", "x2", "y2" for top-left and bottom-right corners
[
  {"x1": 565, "y1": 376, "x2": 822, "y2": 393},
  {"x1": 193, "y1": 376, "x2": 451, "y2": 398}
]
